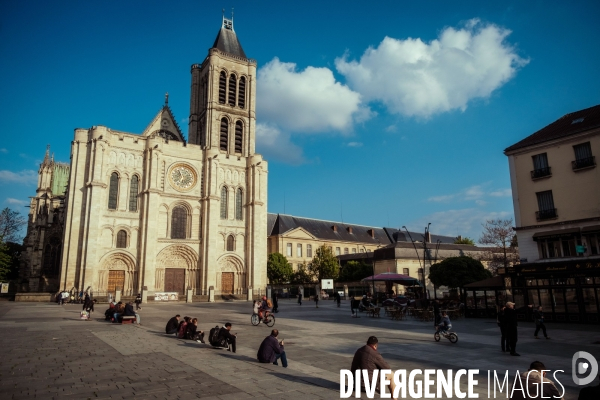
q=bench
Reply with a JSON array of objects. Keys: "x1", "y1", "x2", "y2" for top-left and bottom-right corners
[{"x1": 121, "y1": 316, "x2": 136, "y2": 325}]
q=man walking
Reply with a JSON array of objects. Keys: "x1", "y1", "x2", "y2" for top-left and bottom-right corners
[
  {"x1": 533, "y1": 306, "x2": 550, "y2": 339},
  {"x1": 297, "y1": 291, "x2": 302, "y2": 306},
  {"x1": 503, "y1": 302, "x2": 519, "y2": 356},
  {"x1": 351, "y1": 336, "x2": 396, "y2": 399},
  {"x1": 497, "y1": 305, "x2": 510, "y2": 353},
  {"x1": 257, "y1": 329, "x2": 287, "y2": 368}
]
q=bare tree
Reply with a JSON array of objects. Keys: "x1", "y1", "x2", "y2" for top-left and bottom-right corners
[
  {"x1": 0, "y1": 208, "x2": 27, "y2": 243},
  {"x1": 479, "y1": 218, "x2": 517, "y2": 270}
]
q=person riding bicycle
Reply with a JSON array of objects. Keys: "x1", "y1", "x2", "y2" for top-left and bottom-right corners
[
  {"x1": 258, "y1": 295, "x2": 272, "y2": 321},
  {"x1": 436, "y1": 311, "x2": 452, "y2": 333}
]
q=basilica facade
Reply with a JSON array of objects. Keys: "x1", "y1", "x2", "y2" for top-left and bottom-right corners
[{"x1": 20, "y1": 17, "x2": 268, "y2": 297}]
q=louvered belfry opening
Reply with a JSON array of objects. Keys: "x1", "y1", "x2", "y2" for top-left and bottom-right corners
[
  {"x1": 228, "y1": 74, "x2": 237, "y2": 106},
  {"x1": 234, "y1": 121, "x2": 243, "y2": 153},
  {"x1": 220, "y1": 118, "x2": 229, "y2": 151},
  {"x1": 218, "y1": 71, "x2": 227, "y2": 104},
  {"x1": 238, "y1": 77, "x2": 246, "y2": 109}
]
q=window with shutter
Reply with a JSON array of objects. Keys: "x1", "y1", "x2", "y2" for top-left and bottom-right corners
[
  {"x1": 220, "y1": 118, "x2": 229, "y2": 151},
  {"x1": 238, "y1": 77, "x2": 246, "y2": 109},
  {"x1": 218, "y1": 71, "x2": 226, "y2": 104},
  {"x1": 228, "y1": 74, "x2": 236, "y2": 106}
]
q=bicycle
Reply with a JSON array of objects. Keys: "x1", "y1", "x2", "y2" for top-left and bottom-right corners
[
  {"x1": 434, "y1": 328, "x2": 458, "y2": 343},
  {"x1": 251, "y1": 312, "x2": 275, "y2": 327}
]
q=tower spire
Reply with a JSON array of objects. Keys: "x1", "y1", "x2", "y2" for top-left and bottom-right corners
[{"x1": 165, "y1": 92, "x2": 169, "y2": 105}]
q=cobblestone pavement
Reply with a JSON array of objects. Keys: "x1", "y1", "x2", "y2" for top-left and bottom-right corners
[{"x1": 0, "y1": 299, "x2": 599, "y2": 399}]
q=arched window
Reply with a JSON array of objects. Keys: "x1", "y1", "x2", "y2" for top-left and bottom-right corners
[
  {"x1": 171, "y1": 206, "x2": 187, "y2": 239},
  {"x1": 228, "y1": 74, "x2": 237, "y2": 106},
  {"x1": 220, "y1": 118, "x2": 229, "y2": 151},
  {"x1": 218, "y1": 71, "x2": 227, "y2": 104},
  {"x1": 116, "y1": 230, "x2": 128, "y2": 248},
  {"x1": 238, "y1": 76, "x2": 246, "y2": 109},
  {"x1": 108, "y1": 172, "x2": 119, "y2": 210},
  {"x1": 129, "y1": 175, "x2": 139, "y2": 212},
  {"x1": 220, "y1": 186, "x2": 228, "y2": 219},
  {"x1": 234, "y1": 121, "x2": 243, "y2": 154},
  {"x1": 235, "y1": 188, "x2": 243, "y2": 220},
  {"x1": 227, "y1": 235, "x2": 235, "y2": 251}
]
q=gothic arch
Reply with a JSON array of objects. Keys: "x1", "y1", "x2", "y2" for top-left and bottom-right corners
[
  {"x1": 216, "y1": 254, "x2": 246, "y2": 295},
  {"x1": 97, "y1": 251, "x2": 138, "y2": 295},
  {"x1": 155, "y1": 244, "x2": 200, "y2": 292}
]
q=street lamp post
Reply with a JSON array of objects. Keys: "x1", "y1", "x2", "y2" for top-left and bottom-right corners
[
  {"x1": 402, "y1": 226, "x2": 424, "y2": 298},
  {"x1": 362, "y1": 245, "x2": 376, "y2": 304}
]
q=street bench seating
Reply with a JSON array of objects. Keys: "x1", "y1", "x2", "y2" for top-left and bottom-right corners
[{"x1": 121, "y1": 316, "x2": 136, "y2": 325}]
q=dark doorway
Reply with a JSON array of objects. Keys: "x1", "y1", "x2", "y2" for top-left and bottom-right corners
[{"x1": 164, "y1": 269, "x2": 185, "y2": 294}]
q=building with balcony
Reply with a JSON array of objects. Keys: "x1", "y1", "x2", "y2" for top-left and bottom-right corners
[{"x1": 503, "y1": 104, "x2": 600, "y2": 323}]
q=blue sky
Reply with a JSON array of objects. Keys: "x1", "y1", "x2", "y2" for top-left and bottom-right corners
[{"x1": 1, "y1": 1, "x2": 599, "y2": 241}]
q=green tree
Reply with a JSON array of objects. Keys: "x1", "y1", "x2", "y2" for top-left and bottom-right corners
[
  {"x1": 290, "y1": 263, "x2": 313, "y2": 284},
  {"x1": 454, "y1": 236, "x2": 475, "y2": 245},
  {"x1": 267, "y1": 252, "x2": 293, "y2": 284},
  {"x1": 0, "y1": 242, "x2": 13, "y2": 281},
  {"x1": 308, "y1": 245, "x2": 339, "y2": 281},
  {"x1": 338, "y1": 260, "x2": 373, "y2": 282},
  {"x1": 428, "y1": 256, "x2": 492, "y2": 289}
]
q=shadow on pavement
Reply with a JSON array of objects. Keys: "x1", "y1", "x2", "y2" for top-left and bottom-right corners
[{"x1": 269, "y1": 371, "x2": 338, "y2": 390}]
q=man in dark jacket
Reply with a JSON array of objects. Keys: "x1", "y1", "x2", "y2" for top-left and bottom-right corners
[
  {"x1": 257, "y1": 329, "x2": 287, "y2": 367},
  {"x1": 218, "y1": 322, "x2": 237, "y2": 353},
  {"x1": 533, "y1": 306, "x2": 550, "y2": 339},
  {"x1": 503, "y1": 302, "x2": 519, "y2": 356},
  {"x1": 351, "y1": 336, "x2": 396, "y2": 396},
  {"x1": 165, "y1": 315, "x2": 180, "y2": 334},
  {"x1": 433, "y1": 300, "x2": 441, "y2": 327},
  {"x1": 123, "y1": 302, "x2": 140, "y2": 325},
  {"x1": 497, "y1": 306, "x2": 510, "y2": 353}
]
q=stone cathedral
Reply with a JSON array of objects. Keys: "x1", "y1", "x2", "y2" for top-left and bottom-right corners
[{"x1": 19, "y1": 16, "x2": 268, "y2": 297}]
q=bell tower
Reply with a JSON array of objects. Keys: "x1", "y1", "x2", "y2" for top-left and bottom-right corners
[{"x1": 188, "y1": 14, "x2": 267, "y2": 295}]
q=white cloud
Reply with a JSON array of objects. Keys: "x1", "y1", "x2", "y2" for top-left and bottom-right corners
[
  {"x1": 0, "y1": 148, "x2": 7, "y2": 153},
  {"x1": 257, "y1": 58, "x2": 370, "y2": 133},
  {"x1": 5, "y1": 198, "x2": 27, "y2": 206},
  {"x1": 489, "y1": 188, "x2": 512, "y2": 197},
  {"x1": 408, "y1": 208, "x2": 513, "y2": 239},
  {"x1": 385, "y1": 125, "x2": 397, "y2": 133},
  {"x1": 335, "y1": 19, "x2": 528, "y2": 118},
  {"x1": 255, "y1": 123, "x2": 304, "y2": 164},
  {"x1": 347, "y1": 142, "x2": 363, "y2": 147},
  {"x1": 0, "y1": 169, "x2": 38, "y2": 185}
]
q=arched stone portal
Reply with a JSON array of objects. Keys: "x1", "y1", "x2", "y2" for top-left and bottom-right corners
[
  {"x1": 155, "y1": 245, "x2": 199, "y2": 294},
  {"x1": 97, "y1": 252, "x2": 137, "y2": 295},
  {"x1": 216, "y1": 255, "x2": 245, "y2": 295}
]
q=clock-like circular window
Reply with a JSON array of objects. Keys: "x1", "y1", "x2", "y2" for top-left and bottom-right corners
[{"x1": 168, "y1": 163, "x2": 197, "y2": 192}]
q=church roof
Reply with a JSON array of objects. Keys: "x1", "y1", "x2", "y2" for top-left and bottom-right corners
[
  {"x1": 212, "y1": 17, "x2": 247, "y2": 59},
  {"x1": 141, "y1": 96, "x2": 185, "y2": 142}
]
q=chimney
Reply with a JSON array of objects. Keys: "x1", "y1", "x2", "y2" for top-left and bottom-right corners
[
  {"x1": 347, "y1": 226, "x2": 353, "y2": 234},
  {"x1": 332, "y1": 225, "x2": 337, "y2": 232},
  {"x1": 425, "y1": 231, "x2": 432, "y2": 243},
  {"x1": 367, "y1": 229, "x2": 375, "y2": 238}
]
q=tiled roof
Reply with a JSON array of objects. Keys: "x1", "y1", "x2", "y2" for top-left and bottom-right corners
[
  {"x1": 212, "y1": 28, "x2": 247, "y2": 59},
  {"x1": 505, "y1": 104, "x2": 600, "y2": 153}
]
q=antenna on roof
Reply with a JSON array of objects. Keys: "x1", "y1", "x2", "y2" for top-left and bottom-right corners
[{"x1": 340, "y1": 202, "x2": 343, "y2": 224}]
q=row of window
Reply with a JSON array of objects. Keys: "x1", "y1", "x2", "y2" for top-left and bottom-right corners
[
  {"x1": 108, "y1": 173, "x2": 139, "y2": 211},
  {"x1": 284, "y1": 244, "x2": 367, "y2": 258},
  {"x1": 219, "y1": 71, "x2": 246, "y2": 109},
  {"x1": 538, "y1": 233, "x2": 600, "y2": 259},
  {"x1": 220, "y1": 186, "x2": 243, "y2": 220},
  {"x1": 531, "y1": 141, "x2": 595, "y2": 179},
  {"x1": 220, "y1": 118, "x2": 244, "y2": 154}
]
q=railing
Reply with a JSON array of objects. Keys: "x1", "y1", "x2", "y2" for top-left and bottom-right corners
[
  {"x1": 530, "y1": 167, "x2": 552, "y2": 179},
  {"x1": 572, "y1": 156, "x2": 596, "y2": 170},
  {"x1": 536, "y1": 208, "x2": 557, "y2": 221}
]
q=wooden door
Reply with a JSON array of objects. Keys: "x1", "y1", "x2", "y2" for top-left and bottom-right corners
[
  {"x1": 164, "y1": 269, "x2": 185, "y2": 294},
  {"x1": 221, "y1": 272, "x2": 234, "y2": 294},
  {"x1": 107, "y1": 270, "x2": 125, "y2": 294}
]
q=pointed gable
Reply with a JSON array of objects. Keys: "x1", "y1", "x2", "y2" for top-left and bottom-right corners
[{"x1": 142, "y1": 105, "x2": 185, "y2": 142}]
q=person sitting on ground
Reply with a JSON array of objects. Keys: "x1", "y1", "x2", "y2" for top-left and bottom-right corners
[
  {"x1": 436, "y1": 311, "x2": 452, "y2": 333},
  {"x1": 178, "y1": 317, "x2": 190, "y2": 338},
  {"x1": 258, "y1": 296, "x2": 272, "y2": 321},
  {"x1": 165, "y1": 314, "x2": 180, "y2": 334},
  {"x1": 113, "y1": 301, "x2": 125, "y2": 322},
  {"x1": 257, "y1": 329, "x2": 287, "y2": 368},
  {"x1": 351, "y1": 336, "x2": 397, "y2": 399},
  {"x1": 510, "y1": 361, "x2": 563, "y2": 400},
  {"x1": 218, "y1": 322, "x2": 237, "y2": 353},
  {"x1": 123, "y1": 302, "x2": 140, "y2": 325},
  {"x1": 185, "y1": 318, "x2": 205, "y2": 343}
]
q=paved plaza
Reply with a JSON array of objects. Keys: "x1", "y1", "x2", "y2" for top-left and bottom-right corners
[{"x1": 0, "y1": 298, "x2": 599, "y2": 399}]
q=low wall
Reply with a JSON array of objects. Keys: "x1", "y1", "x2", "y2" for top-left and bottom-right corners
[{"x1": 15, "y1": 293, "x2": 53, "y2": 302}]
